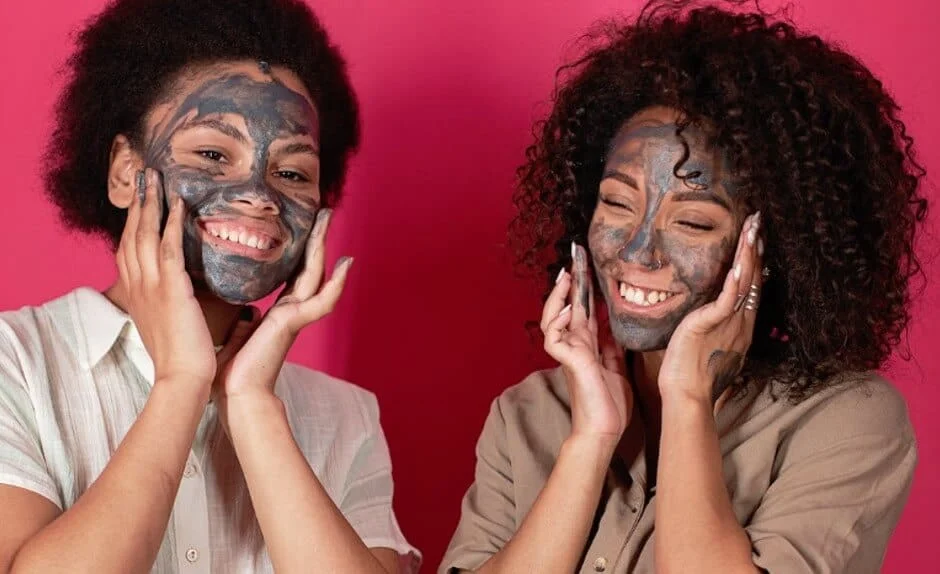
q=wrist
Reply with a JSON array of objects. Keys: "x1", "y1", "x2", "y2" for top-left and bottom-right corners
[
  {"x1": 153, "y1": 375, "x2": 212, "y2": 404},
  {"x1": 220, "y1": 390, "x2": 284, "y2": 429},
  {"x1": 562, "y1": 433, "x2": 618, "y2": 468}
]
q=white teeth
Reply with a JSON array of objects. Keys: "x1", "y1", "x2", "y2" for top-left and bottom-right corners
[
  {"x1": 619, "y1": 282, "x2": 674, "y2": 307},
  {"x1": 206, "y1": 226, "x2": 272, "y2": 250}
]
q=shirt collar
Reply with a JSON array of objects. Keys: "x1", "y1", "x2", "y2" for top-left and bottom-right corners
[{"x1": 73, "y1": 287, "x2": 133, "y2": 369}]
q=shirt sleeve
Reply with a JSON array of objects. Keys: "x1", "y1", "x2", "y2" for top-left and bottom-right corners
[
  {"x1": 341, "y1": 391, "x2": 421, "y2": 574},
  {"x1": 439, "y1": 398, "x2": 515, "y2": 574},
  {"x1": 745, "y1": 381, "x2": 917, "y2": 574},
  {"x1": 0, "y1": 324, "x2": 61, "y2": 507}
]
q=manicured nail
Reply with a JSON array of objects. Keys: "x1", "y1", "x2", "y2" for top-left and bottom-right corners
[
  {"x1": 571, "y1": 241, "x2": 577, "y2": 262},
  {"x1": 758, "y1": 238, "x2": 765, "y2": 257},
  {"x1": 136, "y1": 170, "x2": 146, "y2": 193},
  {"x1": 753, "y1": 211, "x2": 762, "y2": 229},
  {"x1": 338, "y1": 255, "x2": 354, "y2": 270},
  {"x1": 747, "y1": 226, "x2": 757, "y2": 246},
  {"x1": 559, "y1": 304, "x2": 572, "y2": 316},
  {"x1": 555, "y1": 268, "x2": 566, "y2": 284},
  {"x1": 733, "y1": 262, "x2": 742, "y2": 280}
]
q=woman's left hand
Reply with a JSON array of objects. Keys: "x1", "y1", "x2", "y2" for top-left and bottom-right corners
[
  {"x1": 214, "y1": 208, "x2": 353, "y2": 408},
  {"x1": 659, "y1": 211, "x2": 764, "y2": 405}
]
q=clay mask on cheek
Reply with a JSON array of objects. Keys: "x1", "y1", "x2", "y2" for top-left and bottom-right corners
[
  {"x1": 144, "y1": 73, "x2": 320, "y2": 304},
  {"x1": 590, "y1": 121, "x2": 737, "y2": 351}
]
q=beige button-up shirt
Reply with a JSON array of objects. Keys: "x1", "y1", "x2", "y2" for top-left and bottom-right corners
[
  {"x1": 0, "y1": 287, "x2": 420, "y2": 573},
  {"x1": 441, "y1": 367, "x2": 916, "y2": 573}
]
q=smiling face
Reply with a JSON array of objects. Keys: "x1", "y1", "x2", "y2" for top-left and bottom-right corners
[
  {"x1": 136, "y1": 62, "x2": 321, "y2": 304},
  {"x1": 589, "y1": 107, "x2": 742, "y2": 351}
]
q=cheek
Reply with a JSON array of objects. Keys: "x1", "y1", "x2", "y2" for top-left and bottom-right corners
[{"x1": 660, "y1": 231, "x2": 734, "y2": 291}]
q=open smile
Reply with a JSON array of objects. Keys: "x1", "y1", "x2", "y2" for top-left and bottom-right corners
[
  {"x1": 608, "y1": 278, "x2": 685, "y2": 318},
  {"x1": 196, "y1": 218, "x2": 286, "y2": 261}
]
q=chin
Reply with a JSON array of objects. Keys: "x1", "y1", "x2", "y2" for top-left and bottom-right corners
[{"x1": 609, "y1": 315, "x2": 675, "y2": 352}]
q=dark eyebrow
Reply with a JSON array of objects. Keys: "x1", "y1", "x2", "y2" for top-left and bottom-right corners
[
  {"x1": 275, "y1": 142, "x2": 320, "y2": 156},
  {"x1": 671, "y1": 190, "x2": 732, "y2": 211},
  {"x1": 601, "y1": 170, "x2": 639, "y2": 190},
  {"x1": 180, "y1": 118, "x2": 248, "y2": 145}
]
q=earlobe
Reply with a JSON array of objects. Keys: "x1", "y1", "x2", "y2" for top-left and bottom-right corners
[{"x1": 107, "y1": 134, "x2": 143, "y2": 209}]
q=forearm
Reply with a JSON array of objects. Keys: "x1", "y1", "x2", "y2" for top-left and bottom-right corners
[
  {"x1": 12, "y1": 378, "x2": 208, "y2": 574},
  {"x1": 225, "y1": 392, "x2": 392, "y2": 574},
  {"x1": 477, "y1": 435, "x2": 614, "y2": 574},
  {"x1": 655, "y1": 393, "x2": 757, "y2": 574}
]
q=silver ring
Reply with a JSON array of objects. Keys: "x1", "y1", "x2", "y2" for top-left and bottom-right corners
[
  {"x1": 761, "y1": 266, "x2": 771, "y2": 279},
  {"x1": 743, "y1": 283, "x2": 760, "y2": 311}
]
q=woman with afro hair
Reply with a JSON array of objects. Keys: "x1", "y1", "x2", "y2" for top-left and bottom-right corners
[
  {"x1": 442, "y1": 2, "x2": 926, "y2": 573},
  {"x1": 0, "y1": 0, "x2": 418, "y2": 572}
]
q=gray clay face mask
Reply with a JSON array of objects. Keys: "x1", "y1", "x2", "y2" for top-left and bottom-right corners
[
  {"x1": 143, "y1": 71, "x2": 320, "y2": 304},
  {"x1": 588, "y1": 117, "x2": 740, "y2": 351}
]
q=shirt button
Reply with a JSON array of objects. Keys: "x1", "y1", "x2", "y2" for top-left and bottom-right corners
[
  {"x1": 183, "y1": 463, "x2": 196, "y2": 478},
  {"x1": 593, "y1": 556, "x2": 608, "y2": 572},
  {"x1": 185, "y1": 547, "x2": 199, "y2": 563}
]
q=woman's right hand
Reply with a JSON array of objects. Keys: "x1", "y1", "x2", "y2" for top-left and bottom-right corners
[
  {"x1": 116, "y1": 168, "x2": 216, "y2": 390},
  {"x1": 541, "y1": 243, "x2": 633, "y2": 446}
]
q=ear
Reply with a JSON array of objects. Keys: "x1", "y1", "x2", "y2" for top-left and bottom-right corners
[{"x1": 108, "y1": 135, "x2": 144, "y2": 209}]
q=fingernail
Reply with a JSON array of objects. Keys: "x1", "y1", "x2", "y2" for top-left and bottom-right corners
[
  {"x1": 571, "y1": 241, "x2": 577, "y2": 262},
  {"x1": 733, "y1": 262, "x2": 742, "y2": 280},
  {"x1": 747, "y1": 227, "x2": 757, "y2": 246},
  {"x1": 135, "y1": 170, "x2": 146, "y2": 193},
  {"x1": 758, "y1": 238, "x2": 765, "y2": 257},
  {"x1": 753, "y1": 211, "x2": 762, "y2": 230},
  {"x1": 559, "y1": 304, "x2": 572, "y2": 316},
  {"x1": 338, "y1": 255, "x2": 354, "y2": 270},
  {"x1": 555, "y1": 268, "x2": 566, "y2": 284}
]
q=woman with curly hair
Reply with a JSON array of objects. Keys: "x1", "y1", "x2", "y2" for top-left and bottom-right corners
[
  {"x1": 0, "y1": 0, "x2": 418, "y2": 572},
  {"x1": 441, "y1": 2, "x2": 926, "y2": 573}
]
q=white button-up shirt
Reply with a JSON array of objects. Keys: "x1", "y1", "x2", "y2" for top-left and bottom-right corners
[{"x1": 0, "y1": 287, "x2": 420, "y2": 573}]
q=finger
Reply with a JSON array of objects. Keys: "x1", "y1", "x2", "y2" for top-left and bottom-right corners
[
  {"x1": 539, "y1": 269, "x2": 571, "y2": 332},
  {"x1": 291, "y1": 208, "x2": 332, "y2": 300},
  {"x1": 160, "y1": 193, "x2": 186, "y2": 272},
  {"x1": 599, "y1": 330, "x2": 627, "y2": 377},
  {"x1": 294, "y1": 256, "x2": 353, "y2": 328},
  {"x1": 696, "y1": 263, "x2": 741, "y2": 327},
  {"x1": 543, "y1": 303, "x2": 574, "y2": 361},
  {"x1": 135, "y1": 168, "x2": 163, "y2": 283},
  {"x1": 119, "y1": 171, "x2": 146, "y2": 286},
  {"x1": 570, "y1": 243, "x2": 590, "y2": 332}
]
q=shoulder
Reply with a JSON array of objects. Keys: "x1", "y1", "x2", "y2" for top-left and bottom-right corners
[
  {"x1": 481, "y1": 366, "x2": 572, "y2": 454},
  {"x1": 0, "y1": 292, "x2": 76, "y2": 384},
  {"x1": 785, "y1": 373, "x2": 914, "y2": 443},
  {"x1": 275, "y1": 362, "x2": 381, "y2": 432}
]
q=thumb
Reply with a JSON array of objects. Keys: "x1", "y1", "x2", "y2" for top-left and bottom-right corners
[{"x1": 216, "y1": 306, "x2": 261, "y2": 366}]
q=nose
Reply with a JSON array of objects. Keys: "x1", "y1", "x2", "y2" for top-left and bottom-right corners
[
  {"x1": 618, "y1": 224, "x2": 666, "y2": 270},
  {"x1": 232, "y1": 186, "x2": 280, "y2": 215}
]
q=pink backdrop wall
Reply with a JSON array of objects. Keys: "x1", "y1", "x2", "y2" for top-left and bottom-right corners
[{"x1": 1, "y1": 0, "x2": 937, "y2": 570}]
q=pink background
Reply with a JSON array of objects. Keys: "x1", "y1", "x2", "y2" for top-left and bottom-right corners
[{"x1": 1, "y1": 0, "x2": 937, "y2": 570}]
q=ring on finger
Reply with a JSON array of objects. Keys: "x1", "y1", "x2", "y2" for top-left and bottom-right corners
[{"x1": 743, "y1": 283, "x2": 760, "y2": 311}]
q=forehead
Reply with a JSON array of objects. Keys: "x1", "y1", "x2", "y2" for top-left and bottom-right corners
[{"x1": 147, "y1": 62, "x2": 318, "y2": 137}]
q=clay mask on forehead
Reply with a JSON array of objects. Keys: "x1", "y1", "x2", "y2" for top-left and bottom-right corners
[
  {"x1": 588, "y1": 117, "x2": 739, "y2": 351},
  {"x1": 143, "y1": 71, "x2": 320, "y2": 304}
]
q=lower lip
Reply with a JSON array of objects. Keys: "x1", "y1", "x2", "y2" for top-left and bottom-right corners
[
  {"x1": 197, "y1": 224, "x2": 283, "y2": 261},
  {"x1": 610, "y1": 284, "x2": 684, "y2": 318}
]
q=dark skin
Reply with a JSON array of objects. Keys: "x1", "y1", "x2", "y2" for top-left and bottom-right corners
[
  {"x1": 142, "y1": 66, "x2": 321, "y2": 304},
  {"x1": 588, "y1": 113, "x2": 741, "y2": 353}
]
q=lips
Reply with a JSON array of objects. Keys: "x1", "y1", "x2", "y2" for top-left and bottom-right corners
[
  {"x1": 196, "y1": 217, "x2": 286, "y2": 261},
  {"x1": 603, "y1": 275, "x2": 685, "y2": 318}
]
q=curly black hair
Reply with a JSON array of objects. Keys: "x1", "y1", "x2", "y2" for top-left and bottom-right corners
[
  {"x1": 45, "y1": 0, "x2": 360, "y2": 248},
  {"x1": 511, "y1": 0, "x2": 928, "y2": 400}
]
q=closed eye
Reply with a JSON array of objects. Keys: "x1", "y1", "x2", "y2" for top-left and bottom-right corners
[
  {"x1": 601, "y1": 197, "x2": 633, "y2": 212},
  {"x1": 678, "y1": 220, "x2": 715, "y2": 231}
]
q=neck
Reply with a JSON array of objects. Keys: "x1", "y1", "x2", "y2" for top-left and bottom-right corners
[{"x1": 104, "y1": 282, "x2": 244, "y2": 346}]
